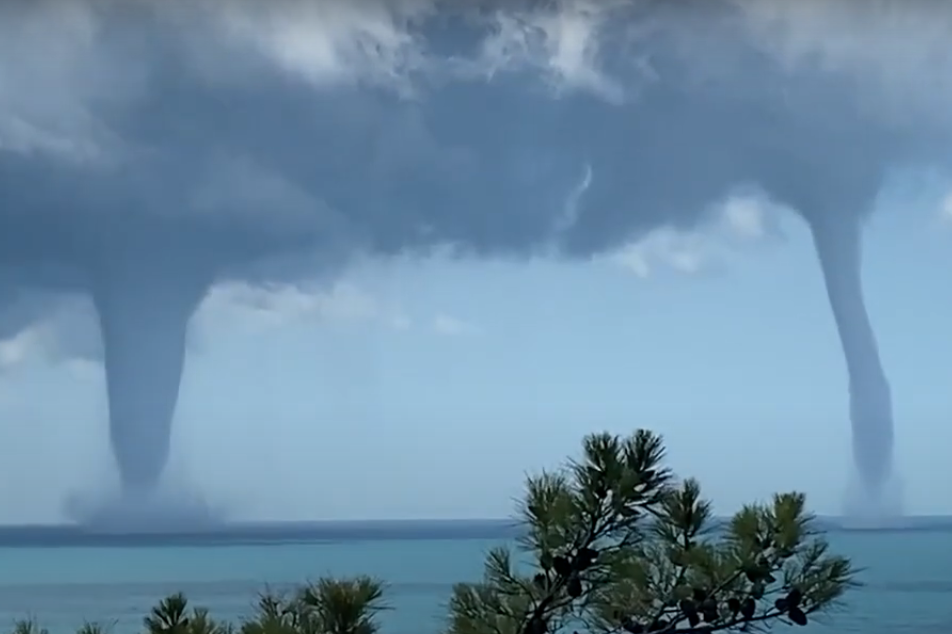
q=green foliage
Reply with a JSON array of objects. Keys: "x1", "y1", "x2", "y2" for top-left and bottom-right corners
[
  {"x1": 142, "y1": 592, "x2": 232, "y2": 634},
  {"x1": 145, "y1": 593, "x2": 191, "y2": 634},
  {"x1": 76, "y1": 621, "x2": 114, "y2": 634},
  {"x1": 10, "y1": 619, "x2": 48, "y2": 634},
  {"x1": 238, "y1": 577, "x2": 388, "y2": 634},
  {"x1": 446, "y1": 430, "x2": 858, "y2": 634},
  {"x1": 9, "y1": 431, "x2": 855, "y2": 634},
  {"x1": 299, "y1": 576, "x2": 388, "y2": 634},
  {"x1": 12, "y1": 620, "x2": 114, "y2": 634}
]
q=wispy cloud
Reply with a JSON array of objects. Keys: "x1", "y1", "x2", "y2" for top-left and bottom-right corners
[
  {"x1": 940, "y1": 191, "x2": 952, "y2": 223},
  {"x1": 0, "y1": 281, "x2": 413, "y2": 372},
  {"x1": 195, "y1": 280, "x2": 411, "y2": 334},
  {"x1": 0, "y1": 327, "x2": 45, "y2": 369},
  {"x1": 390, "y1": 313, "x2": 412, "y2": 331},
  {"x1": 432, "y1": 314, "x2": 480, "y2": 336},
  {"x1": 606, "y1": 193, "x2": 788, "y2": 279},
  {"x1": 0, "y1": 296, "x2": 100, "y2": 374}
]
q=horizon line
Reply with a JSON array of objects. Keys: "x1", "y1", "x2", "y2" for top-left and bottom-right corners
[{"x1": 4, "y1": 513, "x2": 952, "y2": 529}]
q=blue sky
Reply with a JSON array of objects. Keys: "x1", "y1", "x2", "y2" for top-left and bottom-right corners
[{"x1": 1, "y1": 185, "x2": 949, "y2": 523}]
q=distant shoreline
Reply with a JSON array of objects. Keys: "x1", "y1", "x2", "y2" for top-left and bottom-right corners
[
  {"x1": 0, "y1": 516, "x2": 950, "y2": 548},
  {"x1": 0, "y1": 519, "x2": 521, "y2": 548}
]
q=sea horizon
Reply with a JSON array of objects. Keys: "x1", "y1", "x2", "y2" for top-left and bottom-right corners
[{"x1": 1, "y1": 514, "x2": 952, "y2": 548}]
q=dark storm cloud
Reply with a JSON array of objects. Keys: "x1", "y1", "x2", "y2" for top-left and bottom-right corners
[
  {"x1": 1, "y1": 0, "x2": 944, "y2": 282},
  {"x1": 0, "y1": 0, "x2": 949, "y2": 517}
]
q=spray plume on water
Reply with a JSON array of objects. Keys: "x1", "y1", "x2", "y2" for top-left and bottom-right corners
[{"x1": 1, "y1": 0, "x2": 952, "y2": 525}]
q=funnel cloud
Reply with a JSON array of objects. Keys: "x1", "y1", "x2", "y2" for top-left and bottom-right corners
[
  {"x1": 94, "y1": 255, "x2": 210, "y2": 495},
  {"x1": 809, "y1": 215, "x2": 895, "y2": 514},
  {"x1": 1, "y1": 0, "x2": 951, "y2": 523}
]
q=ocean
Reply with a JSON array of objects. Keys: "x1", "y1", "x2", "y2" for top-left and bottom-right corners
[{"x1": 0, "y1": 521, "x2": 950, "y2": 634}]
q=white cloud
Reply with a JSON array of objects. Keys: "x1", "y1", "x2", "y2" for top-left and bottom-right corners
[
  {"x1": 0, "y1": 294, "x2": 100, "y2": 373},
  {"x1": 0, "y1": 281, "x2": 412, "y2": 372},
  {"x1": 730, "y1": 0, "x2": 952, "y2": 129},
  {"x1": 197, "y1": 0, "x2": 632, "y2": 101},
  {"x1": 940, "y1": 191, "x2": 952, "y2": 223},
  {"x1": 61, "y1": 357, "x2": 102, "y2": 382},
  {"x1": 190, "y1": 0, "x2": 434, "y2": 94},
  {"x1": 196, "y1": 280, "x2": 409, "y2": 334},
  {"x1": 606, "y1": 192, "x2": 787, "y2": 279},
  {"x1": 191, "y1": 0, "x2": 952, "y2": 130},
  {"x1": 721, "y1": 196, "x2": 769, "y2": 240},
  {"x1": 390, "y1": 313, "x2": 412, "y2": 331},
  {"x1": 3, "y1": 0, "x2": 947, "y2": 364},
  {"x1": 0, "y1": 2, "x2": 136, "y2": 165},
  {"x1": 610, "y1": 230, "x2": 707, "y2": 279},
  {"x1": 5, "y1": 0, "x2": 952, "y2": 171},
  {"x1": 0, "y1": 327, "x2": 45, "y2": 369},
  {"x1": 2, "y1": 276, "x2": 495, "y2": 372},
  {"x1": 477, "y1": 1, "x2": 625, "y2": 101},
  {"x1": 432, "y1": 314, "x2": 480, "y2": 337}
]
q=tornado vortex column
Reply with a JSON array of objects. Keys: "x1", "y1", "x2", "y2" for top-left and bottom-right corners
[
  {"x1": 92, "y1": 260, "x2": 208, "y2": 499},
  {"x1": 809, "y1": 215, "x2": 897, "y2": 516}
]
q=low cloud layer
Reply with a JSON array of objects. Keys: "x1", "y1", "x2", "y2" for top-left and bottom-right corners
[
  {"x1": 606, "y1": 192, "x2": 787, "y2": 278},
  {"x1": 2, "y1": 0, "x2": 950, "y2": 316}
]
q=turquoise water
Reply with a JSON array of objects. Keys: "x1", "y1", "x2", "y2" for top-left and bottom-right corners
[{"x1": 1, "y1": 529, "x2": 950, "y2": 634}]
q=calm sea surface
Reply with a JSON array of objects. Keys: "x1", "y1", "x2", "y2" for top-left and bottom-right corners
[{"x1": 0, "y1": 524, "x2": 949, "y2": 634}]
